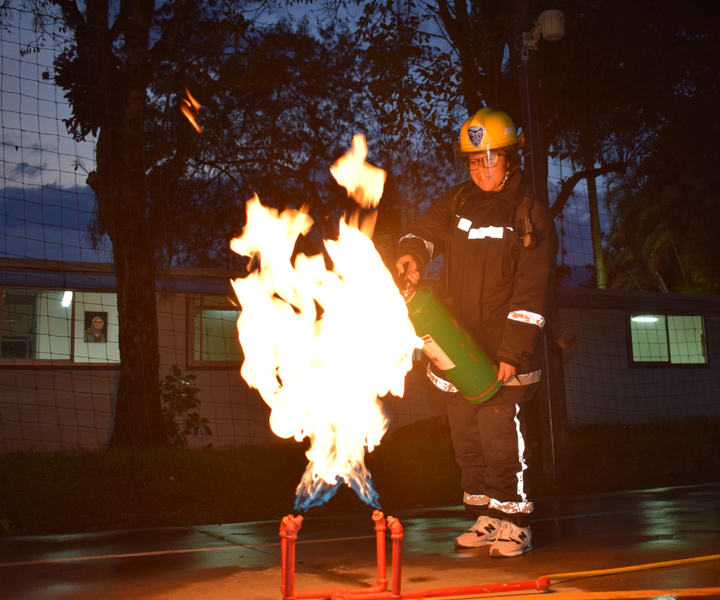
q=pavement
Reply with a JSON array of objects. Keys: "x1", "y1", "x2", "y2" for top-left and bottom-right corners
[{"x1": 2, "y1": 483, "x2": 719, "y2": 600}]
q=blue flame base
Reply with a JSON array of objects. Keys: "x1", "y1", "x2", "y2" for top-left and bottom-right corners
[{"x1": 294, "y1": 474, "x2": 382, "y2": 512}]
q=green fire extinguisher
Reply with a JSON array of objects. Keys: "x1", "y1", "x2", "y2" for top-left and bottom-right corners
[{"x1": 403, "y1": 285, "x2": 502, "y2": 403}]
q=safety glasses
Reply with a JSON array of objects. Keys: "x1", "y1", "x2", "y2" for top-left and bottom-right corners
[{"x1": 462, "y1": 151, "x2": 504, "y2": 172}]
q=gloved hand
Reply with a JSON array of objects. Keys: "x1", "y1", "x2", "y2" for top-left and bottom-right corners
[
  {"x1": 396, "y1": 254, "x2": 420, "y2": 285},
  {"x1": 497, "y1": 362, "x2": 517, "y2": 383}
]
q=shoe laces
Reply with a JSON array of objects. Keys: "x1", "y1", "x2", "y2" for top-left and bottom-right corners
[
  {"x1": 496, "y1": 520, "x2": 527, "y2": 542},
  {"x1": 469, "y1": 515, "x2": 496, "y2": 533}
]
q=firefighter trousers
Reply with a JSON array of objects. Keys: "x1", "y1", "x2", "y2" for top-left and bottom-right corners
[{"x1": 446, "y1": 390, "x2": 535, "y2": 527}]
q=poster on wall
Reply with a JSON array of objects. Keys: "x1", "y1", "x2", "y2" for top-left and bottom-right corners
[{"x1": 84, "y1": 312, "x2": 108, "y2": 343}]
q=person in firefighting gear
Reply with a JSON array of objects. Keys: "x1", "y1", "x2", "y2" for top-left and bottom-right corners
[{"x1": 395, "y1": 107, "x2": 557, "y2": 558}]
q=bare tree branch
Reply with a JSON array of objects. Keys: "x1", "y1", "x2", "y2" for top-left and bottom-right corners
[{"x1": 550, "y1": 161, "x2": 626, "y2": 219}]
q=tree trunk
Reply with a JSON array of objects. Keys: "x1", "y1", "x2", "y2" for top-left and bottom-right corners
[
  {"x1": 580, "y1": 119, "x2": 607, "y2": 288},
  {"x1": 98, "y1": 130, "x2": 164, "y2": 447},
  {"x1": 88, "y1": 1, "x2": 164, "y2": 447}
]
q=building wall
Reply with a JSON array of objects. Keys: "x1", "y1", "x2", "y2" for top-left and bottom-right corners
[
  {"x1": 0, "y1": 292, "x2": 273, "y2": 451},
  {"x1": 557, "y1": 299, "x2": 720, "y2": 426},
  {"x1": 0, "y1": 367, "x2": 118, "y2": 450},
  {"x1": 155, "y1": 293, "x2": 277, "y2": 449},
  {"x1": 0, "y1": 291, "x2": 441, "y2": 451},
  {"x1": 3, "y1": 281, "x2": 718, "y2": 452}
]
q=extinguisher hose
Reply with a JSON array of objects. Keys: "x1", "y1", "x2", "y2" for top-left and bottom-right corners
[{"x1": 543, "y1": 552, "x2": 720, "y2": 585}]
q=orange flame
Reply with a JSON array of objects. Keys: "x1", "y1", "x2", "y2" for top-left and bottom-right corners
[
  {"x1": 230, "y1": 135, "x2": 421, "y2": 510},
  {"x1": 181, "y1": 87, "x2": 202, "y2": 133},
  {"x1": 331, "y1": 134, "x2": 387, "y2": 210}
]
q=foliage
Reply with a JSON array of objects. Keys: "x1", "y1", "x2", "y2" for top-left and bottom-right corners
[
  {"x1": 355, "y1": 0, "x2": 482, "y2": 232},
  {"x1": 161, "y1": 366, "x2": 211, "y2": 448},
  {"x1": 599, "y1": 1, "x2": 720, "y2": 293},
  {"x1": 358, "y1": 0, "x2": 517, "y2": 124},
  {"x1": 173, "y1": 18, "x2": 367, "y2": 212},
  {"x1": 604, "y1": 137, "x2": 720, "y2": 293},
  {"x1": 0, "y1": 517, "x2": 11, "y2": 537},
  {"x1": 357, "y1": 0, "x2": 720, "y2": 291},
  {"x1": 0, "y1": 418, "x2": 717, "y2": 536},
  {"x1": 129, "y1": 13, "x2": 395, "y2": 267},
  {"x1": 48, "y1": 0, "x2": 255, "y2": 268},
  {"x1": 539, "y1": 1, "x2": 660, "y2": 168},
  {"x1": 9, "y1": 0, "x2": 720, "y2": 288}
]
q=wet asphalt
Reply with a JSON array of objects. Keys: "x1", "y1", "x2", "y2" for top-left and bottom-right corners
[{"x1": 2, "y1": 483, "x2": 719, "y2": 600}]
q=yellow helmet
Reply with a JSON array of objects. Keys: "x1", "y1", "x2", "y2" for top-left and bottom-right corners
[{"x1": 455, "y1": 108, "x2": 523, "y2": 156}]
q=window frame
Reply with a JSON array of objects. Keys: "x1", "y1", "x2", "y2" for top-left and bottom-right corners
[
  {"x1": 187, "y1": 294, "x2": 244, "y2": 369},
  {"x1": 0, "y1": 286, "x2": 121, "y2": 368},
  {"x1": 626, "y1": 311, "x2": 709, "y2": 369}
]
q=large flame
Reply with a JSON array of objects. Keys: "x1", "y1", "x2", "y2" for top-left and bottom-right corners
[{"x1": 230, "y1": 135, "x2": 421, "y2": 510}]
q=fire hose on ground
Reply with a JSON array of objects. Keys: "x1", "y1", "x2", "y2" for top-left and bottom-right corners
[
  {"x1": 543, "y1": 552, "x2": 720, "y2": 586},
  {"x1": 279, "y1": 512, "x2": 720, "y2": 600}
]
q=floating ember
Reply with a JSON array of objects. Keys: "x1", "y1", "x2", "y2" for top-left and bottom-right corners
[
  {"x1": 230, "y1": 135, "x2": 421, "y2": 510},
  {"x1": 180, "y1": 87, "x2": 202, "y2": 133}
]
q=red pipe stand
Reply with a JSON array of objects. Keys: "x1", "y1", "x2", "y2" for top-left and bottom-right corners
[{"x1": 278, "y1": 511, "x2": 549, "y2": 600}]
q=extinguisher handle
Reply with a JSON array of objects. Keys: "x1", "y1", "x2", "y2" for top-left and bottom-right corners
[{"x1": 393, "y1": 269, "x2": 414, "y2": 292}]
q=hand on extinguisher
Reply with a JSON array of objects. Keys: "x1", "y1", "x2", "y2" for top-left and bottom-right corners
[
  {"x1": 396, "y1": 254, "x2": 420, "y2": 285},
  {"x1": 497, "y1": 362, "x2": 516, "y2": 383}
]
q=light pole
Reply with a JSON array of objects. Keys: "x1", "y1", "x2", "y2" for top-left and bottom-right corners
[
  {"x1": 516, "y1": 6, "x2": 568, "y2": 485},
  {"x1": 518, "y1": 9, "x2": 565, "y2": 209}
]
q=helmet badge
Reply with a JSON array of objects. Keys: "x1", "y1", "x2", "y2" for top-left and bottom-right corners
[{"x1": 467, "y1": 124, "x2": 485, "y2": 148}]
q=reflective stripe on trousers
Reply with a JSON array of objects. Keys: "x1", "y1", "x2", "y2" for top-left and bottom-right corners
[
  {"x1": 459, "y1": 405, "x2": 533, "y2": 517},
  {"x1": 465, "y1": 493, "x2": 533, "y2": 515}
]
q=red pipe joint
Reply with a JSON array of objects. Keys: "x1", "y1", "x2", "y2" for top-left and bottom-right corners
[
  {"x1": 280, "y1": 514, "x2": 304, "y2": 537},
  {"x1": 280, "y1": 515, "x2": 304, "y2": 600},
  {"x1": 386, "y1": 516, "x2": 404, "y2": 600},
  {"x1": 370, "y1": 510, "x2": 388, "y2": 593}
]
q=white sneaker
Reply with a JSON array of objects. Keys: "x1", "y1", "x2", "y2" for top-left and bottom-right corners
[
  {"x1": 454, "y1": 516, "x2": 502, "y2": 548},
  {"x1": 489, "y1": 521, "x2": 532, "y2": 557}
]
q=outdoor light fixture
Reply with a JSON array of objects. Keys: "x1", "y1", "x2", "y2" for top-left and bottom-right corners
[
  {"x1": 523, "y1": 9, "x2": 565, "y2": 49},
  {"x1": 61, "y1": 291, "x2": 73, "y2": 308},
  {"x1": 631, "y1": 316, "x2": 659, "y2": 323}
]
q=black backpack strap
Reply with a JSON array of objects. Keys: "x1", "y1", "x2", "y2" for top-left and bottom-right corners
[
  {"x1": 514, "y1": 190, "x2": 537, "y2": 250},
  {"x1": 442, "y1": 184, "x2": 472, "y2": 298}
]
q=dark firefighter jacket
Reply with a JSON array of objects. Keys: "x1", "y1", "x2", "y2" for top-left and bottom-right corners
[{"x1": 396, "y1": 171, "x2": 558, "y2": 394}]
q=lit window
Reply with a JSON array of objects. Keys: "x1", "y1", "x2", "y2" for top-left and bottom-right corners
[
  {"x1": 630, "y1": 314, "x2": 707, "y2": 365},
  {"x1": 1, "y1": 288, "x2": 71, "y2": 360},
  {"x1": 191, "y1": 296, "x2": 243, "y2": 364},
  {"x1": 0, "y1": 288, "x2": 119, "y2": 364}
]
